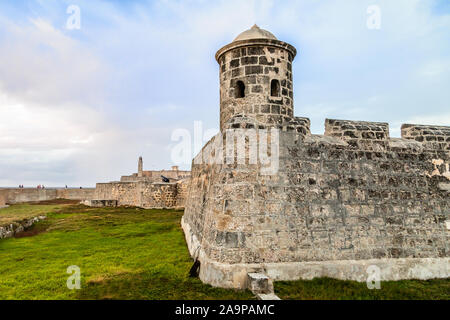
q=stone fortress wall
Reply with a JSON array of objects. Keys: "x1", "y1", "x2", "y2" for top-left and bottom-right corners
[
  {"x1": 181, "y1": 25, "x2": 450, "y2": 289},
  {"x1": 94, "y1": 180, "x2": 186, "y2": 209},
  {"x1": 0, "y1": 188, "x2": 95, "y2": 204},
  {"x1": 0, "y1": 158, "x2": 189, "y2": 210}
]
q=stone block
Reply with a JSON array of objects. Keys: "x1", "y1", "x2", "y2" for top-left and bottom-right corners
[{"x1": 247, "y1": 273, "x2": 271, "y2": 294}]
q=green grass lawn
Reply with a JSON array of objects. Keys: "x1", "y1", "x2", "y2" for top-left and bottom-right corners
[
  {"x1": 0, "y1": 203, "x2": 67, "y2": 225},
  {"x1": 275, "y1": 277, "x2": 450, "y2": 300},
  {"x1": 1, "y1": 203, "x2": 448, "y2": 300},
  {"x1": 0, "y1": 204, "x2": 253, "y2": 300}
]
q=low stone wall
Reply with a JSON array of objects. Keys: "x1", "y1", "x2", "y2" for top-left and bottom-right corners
[
  {"x1": 0, "y1": 216, "x2": 46, "y2": 239},
  {"x1": 0, "y1": 188, "x2": 95, "y2": 204},
  {"x1": 94, "y1": 180, "x2": 187, "y2": 209},
  {"x1": 55, "y1": 188, "x2": 95, "y2": 201}
]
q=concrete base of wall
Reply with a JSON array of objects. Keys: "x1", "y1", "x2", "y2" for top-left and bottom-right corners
[
  {"x1": 182, "y1": 217, "x2": 450, "y2": 289},
  {"x1": 141, "y1": 206, "x2": 185, "y2": 210}
]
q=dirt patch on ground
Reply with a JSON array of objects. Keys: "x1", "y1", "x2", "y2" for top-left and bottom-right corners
[
  {"x1": 14, "y1": 227, "x2": 46, "y2": 238},
  {"x1": 30, "y1": 199, "x2": 80, "y2": 205}
]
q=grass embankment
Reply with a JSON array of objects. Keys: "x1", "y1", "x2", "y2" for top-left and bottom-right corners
[{"x1": 0, "y1": 204, "x2": 253, "y2": 300}]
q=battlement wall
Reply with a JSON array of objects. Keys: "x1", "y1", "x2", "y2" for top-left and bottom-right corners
[
  {"x1": 325, "y1": 119, "x2": 389, "y2": 139},
  {"x1": 224, "y1": 116, "x2": 449, "y2": 154},
  {"x1": 183, "y1": 121, "x2": 450, "y2": 288},
  {"x1": 401, "y1": 124, "x2": 450, "y2": 150},
  {"x1": 304, "y1": 118, "x2": 449, "y2": 153}
]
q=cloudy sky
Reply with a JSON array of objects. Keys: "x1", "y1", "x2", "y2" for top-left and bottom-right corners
[{"x1": 0, "y1": 0, "x2": 449, "y2": 187}]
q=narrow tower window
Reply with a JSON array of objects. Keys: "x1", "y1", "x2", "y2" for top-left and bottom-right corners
[
  {"x1": 235, "y1": 81, "x2": 245, "y2": 98},
  {"x1": 271, "y1": 79, "x2": 280, "y2": 97}
]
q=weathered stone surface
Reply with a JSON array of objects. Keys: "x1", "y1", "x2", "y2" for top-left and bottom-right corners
[
  {"x1": 216, "y1": 31, "x2": 296, "y2": 132},
  {"x1": 183, "y1": 216, "x2": 450, "y2": 288},
  {"x1": 247, "y1": 273, "x2": 270, "y2": 294},
  {"x1": 181, "y1": 26, "x2": 450, "y2": 289},
  {"x1": 438, "y1": 183, "x2": 450, "y2": 191},
  {"x1": 94, "y1": 181, "x2": 186, "y2": 209},
  {"x1": 402, "y1": 124, "x2": 450, "y2": 151}
]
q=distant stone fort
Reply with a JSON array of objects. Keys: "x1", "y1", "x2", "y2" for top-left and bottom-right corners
[
  {"x1": 0, "y1": 157, "x2": 190, "y2": 209},
  {"x1": 92, "y1": 157, "x2": 190, "y2": 209},
  {"x1": 120, "y1": 157, "x2": 191, "y2": 182},
  {"x1": 181, "y1": 25, "x2": 450, "y2": 289}
]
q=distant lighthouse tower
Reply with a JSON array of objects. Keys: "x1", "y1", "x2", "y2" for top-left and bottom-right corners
[
  {"x1": 138, "y1": 156, "x2": 143, "y2": 177},
  {"x1": 215, "y1": 24, "x2": 297, "y2": 131}
]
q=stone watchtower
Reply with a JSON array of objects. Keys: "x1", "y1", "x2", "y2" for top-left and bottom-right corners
[{"x1": 216, "y1": 25, "x2": 297, "y2": 132}]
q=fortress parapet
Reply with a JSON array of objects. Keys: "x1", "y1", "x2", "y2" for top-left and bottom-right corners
[
  {"x1": 401, "y1": 124, "x2": 450, "y2": 150},
  {"x1": 325, "y1": 119, "x2": 389, "y2": 140},
  {"x1": 325, "y1": 119, "x2": 389, "y2": 150}
]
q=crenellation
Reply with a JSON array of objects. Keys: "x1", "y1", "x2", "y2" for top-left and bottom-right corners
[
  {"x1": 325, "y1": 119, "x2": 390, "y2": 141},
  {"x1": 401, "y1": 124, "x2": 450, "y2": 150}
]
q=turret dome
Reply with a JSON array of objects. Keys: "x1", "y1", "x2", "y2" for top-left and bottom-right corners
[{"x1": 233, "y1": 24, "x2": 277, "y2": 42}]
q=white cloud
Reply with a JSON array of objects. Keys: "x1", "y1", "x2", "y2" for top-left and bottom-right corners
[
  {"x1": 0, "y1": 0, "x2": 448, "y2": 186},
  {"x1": 0, "y1": 17, "x2": 108, "y2": 107}
]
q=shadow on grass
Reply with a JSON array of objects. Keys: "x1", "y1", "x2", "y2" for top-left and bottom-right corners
[
  {"x1": 77, "y1": 271, "x2": 255, "y2": 300},
  {"x1": 275, "y1": 277, "x2": 450, "y2": 300}
]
